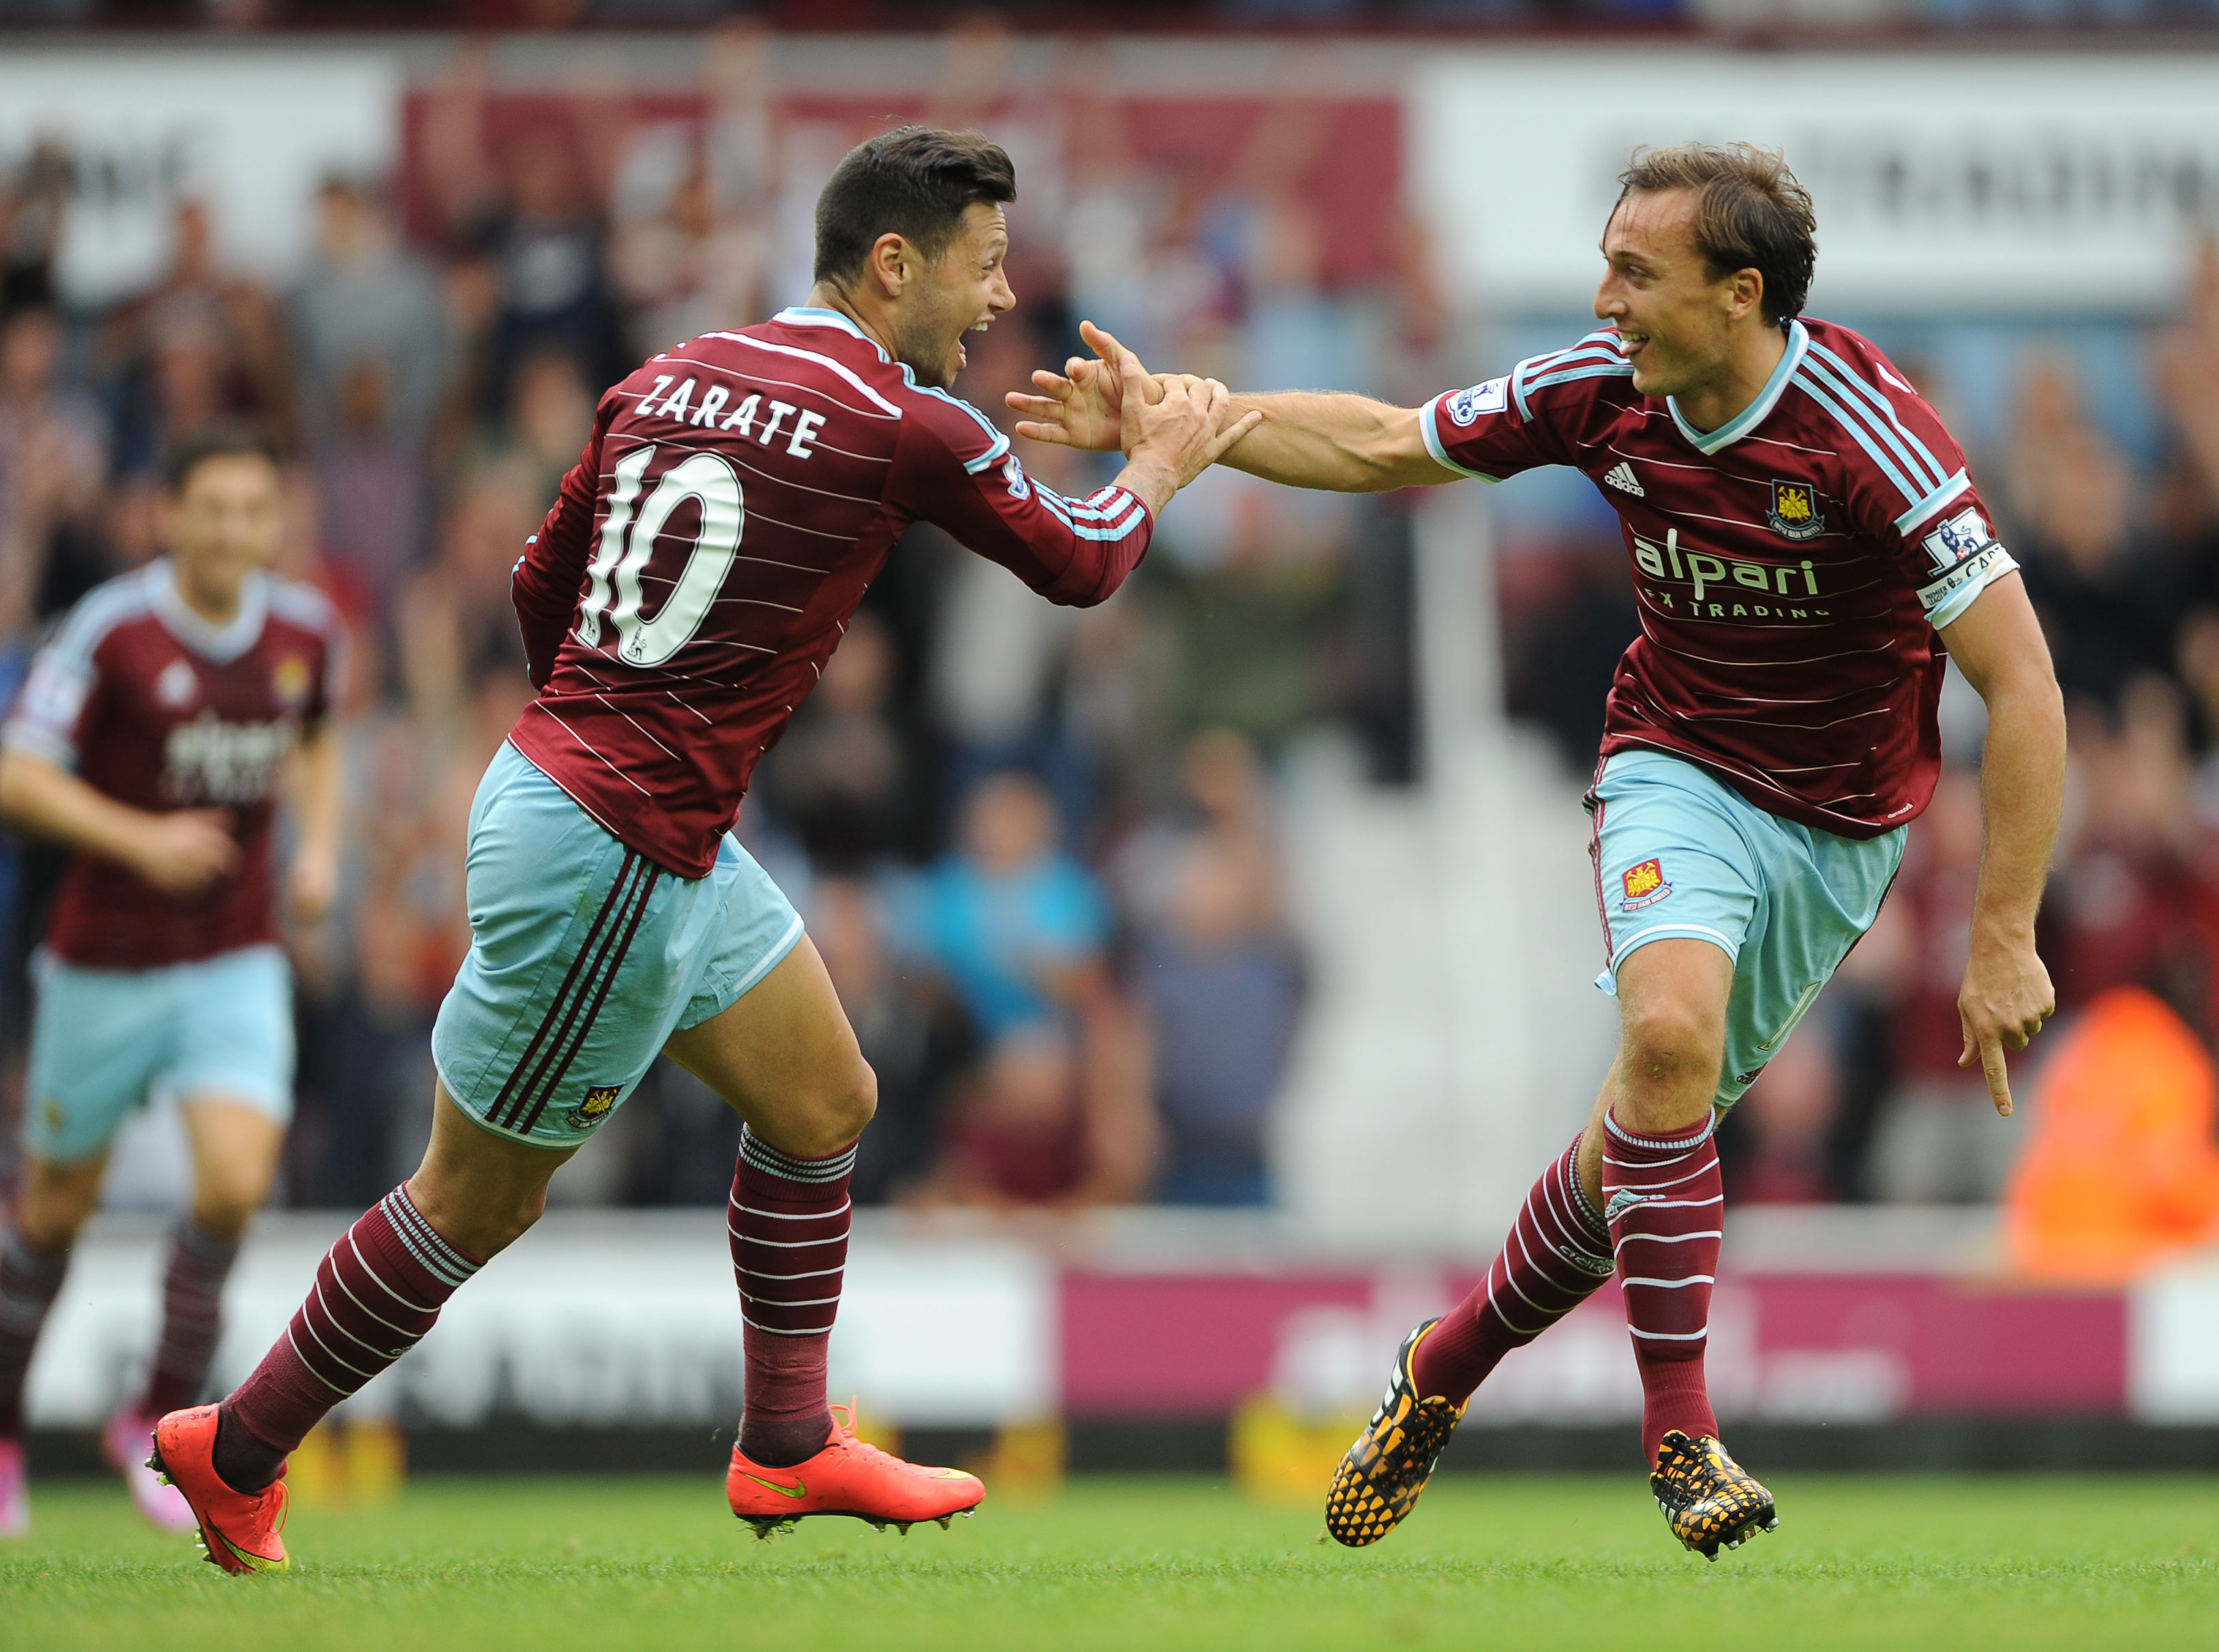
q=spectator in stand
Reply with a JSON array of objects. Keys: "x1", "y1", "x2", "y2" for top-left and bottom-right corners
[
  {"x1": 1858, "y1": 766, "x2": 2021, "y2": 1202},
  {"x1": 2009, "y1": 360, "x2": 2175, "y2": 709},
  {"x1": 2048, "y1": 677, "x2": 2209, "y2": 1025},
  {"x1": 813, "y1": 875, "x2": 972, "y2": 1204},
  {"x1": 1727, "y1": 1011, "x2": 1840, "y2": 1205},
  {"x1": 305, "y1": 358, "x2": 428, "y2": 617},
  {"x1": 757, "y1": 611, "x2": 920, "y2": 872},
  {"x1": 904, "y1": 770, "x2": 1113, "y2": 1041},
  {"x1": 0, "y1": 303, "x2": 110, "y2": 637},
  {"x1": 396, "y1": 459, "x2": 538, "y2": 741},
  {"x1": 925, "y1": 1016, "x2": 1156, "y2": 1210},
  {"x1": 1113, "y1": 725, "x2": 1284, "y2": 938},
  {"x1": 290, "y1": 176, "x2": 447, "y2": 452},
  {"x1": 481, "y1": 117, "x2": 628, "y2": 412},
  {"x1": 292, "y1": 177, "x2": 445, "y2": 610},
  {"x1": 470, "y1": 349, "x2": 598, "y2": 509},
  {"x1": 1132, "y1": 833, "x2": 1303, "y2": 1205},
  {"x1": 102, "y1": 200, "x2": 292, "y2": 476}
]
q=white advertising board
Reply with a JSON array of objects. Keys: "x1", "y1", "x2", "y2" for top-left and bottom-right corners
[
  {"x1": 0, "y1": 46, "x2": 400, "y2": 306},
  {"x1": 1410, "y1": 50, "x2": 2219, "y2": 316}
]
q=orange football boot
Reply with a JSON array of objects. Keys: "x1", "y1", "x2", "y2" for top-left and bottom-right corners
[
  {"x1": 727, "y1": 1401, "x2": 985, "y2": 1538},
  {"x1": 147, "y1": 1406, "x2": 290, "y2": 1574}
]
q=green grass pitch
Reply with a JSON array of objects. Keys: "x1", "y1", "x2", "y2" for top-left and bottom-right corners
[{"x1": 7, "y1": 1473, "x2": 2219, "y2": 1652}]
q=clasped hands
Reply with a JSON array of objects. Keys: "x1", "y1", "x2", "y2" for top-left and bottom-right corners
[{"x1": 1006, "y1": 321, "x2": 1250, "y2": 457}]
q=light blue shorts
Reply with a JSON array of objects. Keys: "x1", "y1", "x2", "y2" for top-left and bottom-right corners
[
  {"x1": 25, "y1": 943, "x2": 295, "y2": 1165},
  {"x1": 1587, "y1": 748, "x2": 1905, "y2": 1106},
  {"x1": 432, "y1": 744, "x2": 804, "y2": 1149}
]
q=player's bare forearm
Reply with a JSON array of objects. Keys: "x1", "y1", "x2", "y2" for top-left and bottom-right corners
[
  {"x1": 1939, "y1": 572, "x2": 2064, "y2": 1112},
  {"x1": 0, "y1": 748, "x2": 174, "y2": 867},
  {"x1": 1006, "y1": 322, "x2": 1449, "y2": 491},
  {"x1": 287, "y1": 726, "x2": 344, "y2": 919},
  {"x1": 1214, "y1": 393, "x2": 1462, "y2": 493}
]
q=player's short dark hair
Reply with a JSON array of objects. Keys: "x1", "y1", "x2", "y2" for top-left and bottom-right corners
[
  {"x1": 813, "y1": 125, "x2": 1017, "y2": 286},
  {"x1": 1616, "y1": 143, "x2": 1817, "y2": 328},
  {"x1": 166, "y1": 425, "x2": 282, "y2": 495}
]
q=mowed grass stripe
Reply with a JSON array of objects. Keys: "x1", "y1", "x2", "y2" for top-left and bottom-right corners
[{"x1": 5, "y1": 1475, "x2": 2219, "y2": 1652}]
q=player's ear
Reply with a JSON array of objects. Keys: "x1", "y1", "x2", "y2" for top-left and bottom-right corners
[
  {"x1": 867, "y1": 232, "x2": 910, "y2": 299},
  {"x1": 1727, "y1": 266, "x2": 1764, "y2": 323}
]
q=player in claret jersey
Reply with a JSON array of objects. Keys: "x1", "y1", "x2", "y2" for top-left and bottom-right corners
[
  {"x1": 147, "y1": 127, "x2": 1254, "y2": 1572},
  {"x1": 0, "y1": 429, "x2": 344, "y2": 1539},
  {"x1": 1013, "y1": 143, "x2": 2066, "y2": 1558}
]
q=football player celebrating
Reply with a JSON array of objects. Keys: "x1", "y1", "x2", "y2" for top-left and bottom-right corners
[
  {"x1": 1012, "y1": 142, "x2": 2063, "y2": 1559},
  {"x1": 145, "y1": 127, "x2": 1256, "y2": 1573},
  {"x1": 0, "y1": 429, "x2": 344, "y2": 1536}
]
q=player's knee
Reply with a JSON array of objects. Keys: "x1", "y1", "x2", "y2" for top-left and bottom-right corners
[
  {"x1": 1617, "y1": 998, "x2": 1724, "y2": 1098},
  {"x1": 791, "y1": 1056, "x2": 877, "y2": 1157}
]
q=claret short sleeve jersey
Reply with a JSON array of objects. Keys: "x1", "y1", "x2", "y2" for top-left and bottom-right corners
[
  {"x1": 1423, "y1": 318, "x2": 2017, "y2": 839},
  {"x1": 1, "y1": 562, "x2": 345, "y2": 968},
  {"x1": 508, "y1": 305, "x2": 1156, "y2": 878}
]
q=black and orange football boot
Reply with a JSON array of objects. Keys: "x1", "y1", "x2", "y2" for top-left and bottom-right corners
[
  {"x1": 1650, "y1": 1430, "x2": 1778, "y2": 1559},
  {"x1": 1323, "y1": 1318, "x2": 1465, "y2": 1548}
]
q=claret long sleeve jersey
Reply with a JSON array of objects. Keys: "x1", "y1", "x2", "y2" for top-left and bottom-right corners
[{"x1": 509, "y1": 306, "x2": 1153, "y2": 877}]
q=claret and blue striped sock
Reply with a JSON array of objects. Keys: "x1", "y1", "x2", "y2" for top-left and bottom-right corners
[
  {"x1": 729, "y1": 1127, "x2": 857, "y2": 1468},
  {"x1": 1601, "y1": 1110, "x2": 1724, "y2": 1464},
  {"x1": 140, "y1": 1217, "x2": 242, "y2": 1420},
  {"x1": 213, "y1": 1185, "x2": 482, "y2": 1493},
  {"x1": 1410, "y1": 1133, "x2": 1615, "y2": 1405}
]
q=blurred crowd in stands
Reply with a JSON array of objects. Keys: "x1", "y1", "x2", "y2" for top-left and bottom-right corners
[
  {"x1": 0, "y1": 33, "x2": 1443, "y2": 1214},
  {"x1": 5, "y1": 22, "x2": 2218, "y2": 1222},
  {"x1": 9, "y1": 1, "x2": 2219, "y2": 35}
]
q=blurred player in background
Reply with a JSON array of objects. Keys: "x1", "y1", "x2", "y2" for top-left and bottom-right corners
[
  {"x1": 0, "y1": 429, "x2": 344, "y2": 1538},
  {"x1": 1013, "y1": 142, "x2": 2065, "y2": 1559},
  {"x1": 146, "y1": 126, "x2": 1255, "y2": 1574}
]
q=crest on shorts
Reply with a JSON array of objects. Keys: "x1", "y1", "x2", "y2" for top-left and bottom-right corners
[
  {"x1": 1620, "y1": 857, "x2": 1673, "y2": 911},
  {"x1": 565, "y1": 1084, "x2": 621, "y2": 1132},
  {"x1": 1767, "y1": 479, "x2": 1826, "y2": 542}
]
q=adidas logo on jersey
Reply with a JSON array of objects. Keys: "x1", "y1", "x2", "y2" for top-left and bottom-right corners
[{"x1": 1603, "y1": 462, "x2": 1644, "y2": 497}]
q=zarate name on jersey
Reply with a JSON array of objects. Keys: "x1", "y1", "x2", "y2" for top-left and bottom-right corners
[
  {"x1": 1, "y1": 562, "x2": 344, "y2": 969},
  {"x1": 510, "y1": 307, "x2": 1156, "y2": 879},
  {"x1": 1423, "y1": 317, "x2": 2017, "y2": 840}
]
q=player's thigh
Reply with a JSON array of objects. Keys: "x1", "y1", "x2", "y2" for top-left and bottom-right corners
[
  {"x1": 1588, "y1": 749, "x2": 1762, "y2": 996},
  {"x1": 1714, "y1": 817, "x2": 1906, "y2": 1104},
  {"x1": 406, "y1": 1083, "x2": 579, "y2": 1260},
  {"x1": 166, "y1": 945, "x2": 297, "y2": 1217},
  {"x1": 176, "y1": 1097, "x2": 286, "y2": 1233},
  {"x1": 434, "y1": 745, "x2": 693, "y2": 1148},
  {"x1": 15, "y1": 1150, "x2": 110, "y2": 1248},
  {"x1": 22, "y1": 953, "x2": 175, "y2": 1169},
  {"x1": 661, "y1": 934, "x2": 875, "y2": 1159}
]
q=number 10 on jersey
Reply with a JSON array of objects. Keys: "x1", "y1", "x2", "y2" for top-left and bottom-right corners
[{"x1": 576, "y1": 444, "x2": 746, "y2": 669}]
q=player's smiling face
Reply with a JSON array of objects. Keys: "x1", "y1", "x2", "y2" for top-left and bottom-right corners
[
  {"x1": 164, "y1": 453, "x2": 282, "y2": 620},
  {"x1": 1595, "y1": 189, "x2": 1751, "y2": 406},
  {"x1": 892, "y1": 200, "x2": 1014, "y2": 391}
]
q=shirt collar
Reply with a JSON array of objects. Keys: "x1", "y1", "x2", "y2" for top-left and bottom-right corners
[
  {"x1": 1667, "y1": 319, "x2": 1808, "y2": 455},
  {"x1": 774, "y1": 305, "x2": 888, "y2": 360},
  {"x1": 147, "y1": 558, "x2": 268, "y2": 663}
]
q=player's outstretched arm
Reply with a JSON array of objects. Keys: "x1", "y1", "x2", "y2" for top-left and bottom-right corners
[
  {"x1": 1008, "y1": 321, "x2": 1460, "y2": 493},
  {"x1": 1110, "y1": 355, "x2": 1264, "y2": 518},
  {"x1": 0, "y1": 748, "x2": 238, "y2": 897},
  {"x1": 1938, "y1": 570, "x2": 2066, "y2": 1116},
  {"x1": 286, "y1": 724, "x2": 344, "y2": 921}
]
